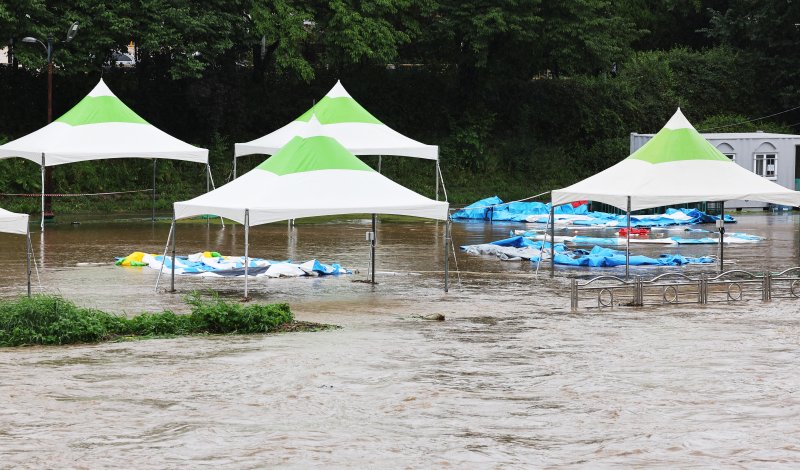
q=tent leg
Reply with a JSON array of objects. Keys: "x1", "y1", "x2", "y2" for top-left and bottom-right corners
[
  {"x1": 152, "y1": 159, "x2": 157, "y2": 222},
  {"x1": 370, "y1": 213, "x2": 377, "y2": 284},
  {"x1": 626, "y1": 196, "x2": 631, "y2": 281},
  {"x1": 206, "y1": 164, "x2": 211, "y2": 228},
  {"x1": 378, "y1": 155, "x2": 382, "y2": 174},
  {"x1": 40, "y1": 153, "x2": 45, "y2": 232},
  {"x1": 170, "y1": 216, "x2": 177, "y2": 293},
  {"x1": 549, "y1": 204, "x2": 556, "y2": 278},
  {"x1": 435, "y1": 162, "x2": 439, "y2": 201},
  {"x1": 244, "y1": 209, "x2": 250, "y2": 299},
  {"x1": 719, "y1": 201, "x2": 725, "y2": 273},
  {"x1": 26, "y1": 230, "x2": 32, "y2": 298},
  {"x1": 206, "y1": 165, "x2": 225, "y2": 227},
  {"x1": 233, "y1": 155, "x2": 237, "y2": 179},
  {"x1": 444, "y1": 219, "x2": 450, "y2": 292},
  {"x1": 155, "y1": 218, "x2": 175, "y2": 293}
]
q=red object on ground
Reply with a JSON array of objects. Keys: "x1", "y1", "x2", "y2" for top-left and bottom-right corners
[{"x1": 618, "y1": 228, "x2": 650, "y2": 237}]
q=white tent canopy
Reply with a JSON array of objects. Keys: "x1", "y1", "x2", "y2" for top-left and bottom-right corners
[
  {"x1": 0, "y1": 79, "x2": 208, "y2": 166},
  {"x1": 234, "y1": 81, "x2": 438, "y2": 160},
  {"x1": 552, "y1": 109, "x2": 800, "y2": 211},
  {"x1": 0, "y1": 208, "x2": 29, "y2": 235},
  {"x1": 178, "y1": 120, "x2": 447, "y2": 224},
  {"x1": 168, "y1": 122, "x2": 449, "y2": 297}
]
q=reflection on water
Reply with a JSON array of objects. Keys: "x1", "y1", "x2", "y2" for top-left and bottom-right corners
[{"x1": 0, "y1": 213, "x2": 799, "y2": 467}]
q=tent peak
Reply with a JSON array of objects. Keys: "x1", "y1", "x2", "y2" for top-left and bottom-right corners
[
  {"x1": 87, "y1": 78, "x2": 115, "y2": 98},
  {"x1": 326, "y1": 80, "x2": 351, "y2": 99},
  {"x1": 663, "y1": 108, "x2": 694, "y2": 131}
]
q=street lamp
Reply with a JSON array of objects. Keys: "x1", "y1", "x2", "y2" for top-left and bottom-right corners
[{"x1": 21, "y1": 21, "x2": 79, "y2": 222}]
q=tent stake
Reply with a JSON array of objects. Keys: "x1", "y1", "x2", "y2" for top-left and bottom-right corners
[
  {"x1": 40, "y1": 153, "x2": 45, "y2": 232},
  {"x1": 26, "y1": 229, "x2": 32, "y2": 298},
  {"x1": 549, "y1": 204, "x2": 555, "y2": 278},
  {"x1": 626, "y1": 196, "x2": 631, "y2": 280},
  {"x1": 244, "y1": 209, "x2": 250, "y2": 299},
  {"x1": 371, "y1": 213, "x2": 377, "y2": 284},
  {"x1": 170, "y1": 216, "x2": 177, "y2": 293},
  {"x1": 155, "y1": 218, "x2": 175, "y2": 293},
  {"x1": 444, "y1": 219, "x2": 450, "y2": 292},
  {"x1": 152, "y1": 159, "x2": 157, "y2": 222}
]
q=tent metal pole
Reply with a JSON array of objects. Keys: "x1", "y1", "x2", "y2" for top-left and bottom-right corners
[
  {"x1": 444, "y1": 219, "x2": 450, "y2": 292},
  {"x1": 371, "y1": 213, "x2": 377, "y2": 284},
  {"x1": 40, "y1": 153, "x2": 45, "y2": 232},
  {"x1": 206, "y1": 165, "x2": 225, "y2": 227},
  {"x1": 26, "y1": 229, "x2": 32, "y2": 297},
  {"x1": 435, "y1": 160, "x2": 440, "y2": 201},
  {"x1": 244, "y1": 209, "x2": 250, "y2": 299},
  {"x1": 155, "y1": 218, "x2": 174, "y2": 293},
  {"x1": 719, "y1": 201, "x2": 725, "y2": 272},
  {"x1": 152, "y1": 159, "x2": 157, "y2": 222},
  {"x1": 549, "y1": 204, "x2": 555, "y2": 278},
  {"x1": 170, "y1": 215, "x2": 177, "y2": 293},
  {"x1": 206, "y1": 164, "x2": 211, "y2": 228},
  {"x1": 233, "y1": 155, "x2": 237, "y2": 179},
  {"x1": 626, "y1": 197, "x2": 631, "y2": 281},
  {"x1": 378, "y1": 155, "x2": 382, "y2": 174}
]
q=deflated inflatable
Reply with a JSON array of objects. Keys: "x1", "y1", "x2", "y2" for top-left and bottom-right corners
[{"x1": 116, "y1": 251, "x2": 350, "y2": 277}]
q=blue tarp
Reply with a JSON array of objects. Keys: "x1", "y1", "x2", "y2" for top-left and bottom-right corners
[
  {"x1": 451, "y1": 196, "x2": 588, "y2": 222},
  {"x1": 452, "y1": 196, "x2": 735, "y2": 227},
  {"x1": 554, "y1": 246, "x2": 714, "y2": 267}
]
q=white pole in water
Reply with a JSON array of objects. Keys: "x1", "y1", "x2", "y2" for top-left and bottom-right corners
[
  {"x1": 549, "y1": 203, "x2": 556, "y2": 278},
  {"x1": 244, "y1": 209, "x2": 250, "y2": 299},
  {"x1": 626, "y1": 196, "x2": 631, "y2": 280},
  {"x1": 170, "y1": 215, "x2": 177, "y2": 293},
  {"x1": 444, "y1": 219, "x2": 450, "y2": 292},
  {"x1": 718, "y1": 201, "x2": 725, "y2": 272},
  {"x1": 152, "y1": 159, "x2": 157, "y2": 222},
  {"x1": 40, "y1": 153, "x2": 45, "y2": 232},
  {"x1": 371, "y1": 213, "x2": 377, "y2": 284},
  {"x1": 26, "y1": 228, "x2": 32, "y2": 297},
  {"x1": 155, "y1": 218, "x2": 175, "y2": 293}
]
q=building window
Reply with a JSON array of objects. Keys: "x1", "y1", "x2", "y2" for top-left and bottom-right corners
[
  {"x1": 754, "y1": 153, "x2": 777, "y2": 179},
  {"x1": 723, "y1": 153, "x2": 736, "y2": 162}
]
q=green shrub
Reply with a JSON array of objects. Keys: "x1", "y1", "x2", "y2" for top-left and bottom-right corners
[{"x1": 0, "y1": 294, "x2": 297, "y2": 347}]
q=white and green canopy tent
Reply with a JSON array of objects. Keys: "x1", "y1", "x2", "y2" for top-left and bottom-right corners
[
  {"x1": 234, "y1": 81, "x2": 443, "y2": 198},
  {"x1": 163, "y1": 122, "x2": 450, "y2": 297},
  {"x1": 550, "y1": 108, "x2": 800, "y2": 277},
  {"x1": 0, "y1": 79, "x2": 211, "y2": 229},
  {"x1": 0, "y1": 208, "x2": 34, "y2": 296}
]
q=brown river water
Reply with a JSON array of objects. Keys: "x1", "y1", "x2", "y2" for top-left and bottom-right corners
[{"x1": 0, "y1": 212, "x2": 799, "y2": 468}]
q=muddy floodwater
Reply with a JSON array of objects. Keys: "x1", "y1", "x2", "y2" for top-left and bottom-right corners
[{"x1": 1, "y1": 212, "x2": 799, "y2": 468}]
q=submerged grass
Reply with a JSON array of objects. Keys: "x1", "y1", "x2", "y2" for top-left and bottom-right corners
[{"x1": 0, "y1": 293, "x2": 337, "y2": 347}]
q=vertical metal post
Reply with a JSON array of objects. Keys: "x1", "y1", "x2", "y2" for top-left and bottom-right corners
[
  {"x1": 152, "y1": 159, "x2": 157, "y2": 222},
  {"x1": 378, "y1": 155, "x2": 382, "y2": 174},
  {"x1": 206, "y1": 164, "x2": 211, "y2": 227},
  {"x1": 170, "y1": 216, "x2": 177, "y2": 293},
  {"x1": 435, "y1": 161, "x2": 440, "y2": 201},
  {"x1": 244, "y1": 209, "x2": 250, "y2": 299},
  {"x1": 233, "y1": 155, "x2": 237, "y2": 179},
  {"x1": 444, "y1": 219, "x2": 450, "y2": 292},
  {"x1": 718, "y1": 201, "x2": 725, "y2": 273},
  {"x1": 371, "y1": 213, "x2": 377, "y2": 284},
  {"x1": 26, "y1": 229, "x2": 32, "y2": 297},
  {"x1": 549, "y1": 204, "x2": 555, "y2": 278},
  {"x1": 570, "y1": 279, "x2": 577, "y2": 310},
  {"x1": 626, "y1": 196, "x2": 631, "y2": 280},
  {"x1": 155, "y1": 218, "x2": 174, "y2": 293},
  {"x1": 40, "y1": 153, "x2": 45, "y2": 232}
]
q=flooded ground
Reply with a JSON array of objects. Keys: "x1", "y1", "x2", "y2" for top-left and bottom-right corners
[{"x1": 0, "y1": 212, "x2": 799, "y2": 467}]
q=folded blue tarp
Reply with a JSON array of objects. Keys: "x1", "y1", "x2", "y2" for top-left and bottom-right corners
[
  {"x1": 451, "y1": 196, "x2": 588, "y2": 222},
  {"x1": 553, "y1": 246, "x2": 714, "y2": 267}
]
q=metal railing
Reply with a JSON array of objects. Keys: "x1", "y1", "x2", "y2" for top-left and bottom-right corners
[{"x1": 569, "y1": 267, "x2": 800, "y2": 310}]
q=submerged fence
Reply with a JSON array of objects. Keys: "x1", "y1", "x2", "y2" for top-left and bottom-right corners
[{"x1": 570, "y1": 268, "x2": 800, "y2": 310}]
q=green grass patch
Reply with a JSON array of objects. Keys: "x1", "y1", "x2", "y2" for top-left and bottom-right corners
[{"x1": 0, "y1": 293, "x2": 337, "y2": 347}]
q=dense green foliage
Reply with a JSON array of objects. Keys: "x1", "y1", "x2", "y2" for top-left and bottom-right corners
[
  {"x1": 1, "y1": 0, "x2": 799, "y2": 211},
  {"x1": 0, "y1": 294, "x2": 298, "y2": 346}
]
